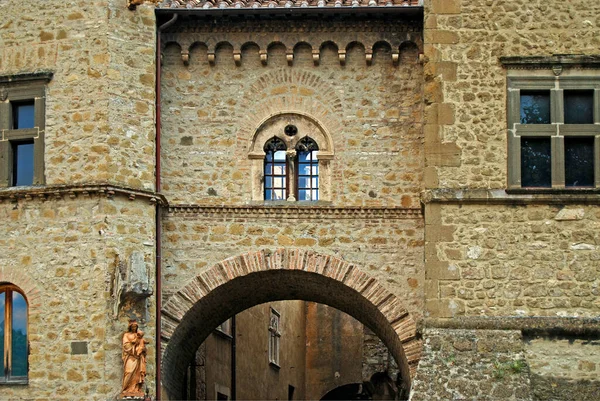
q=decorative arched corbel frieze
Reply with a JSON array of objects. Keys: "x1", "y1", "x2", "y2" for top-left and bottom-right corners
[
  {"x1": 260, "y1": 50, "x2": 268, "y2": 65},
  {"x1": 338, "y1": 49, "x2": 346, "y2": 66},
  {"x1": 312, "y1": 49, "x2": 320, "y2": 66},
  {"x1": 365, "y1": 47, "x2": 373, "y2": 66},
  {"x1": 233, "y1": 49, "x2": 242, "y2": 66}
]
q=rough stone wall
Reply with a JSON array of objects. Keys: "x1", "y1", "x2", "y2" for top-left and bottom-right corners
[
  {"x1": 362, "y1": 327, "x2": 399, "y2": 383},
  {"x1": 525, "y1": 336, "x2": 600, "y2": 401},
  {"x1": 162, "y1": 210, "x2": 424, "y2": 319},
  {"x1": 159, "y1": 18, "x2": 423, "y2": 207},
  {"x1": 410, "y1": 329, "x2": 532, "y2": 401},
  {"x1": 0, "y1": 195, "x2": 156, "y2": 400},
  {"x1": 0, "y1": 0, "x2": 156, "y2": 190},
  {"x1": 429, "y1": 204, "x2": 600, "y2": 318},
  {"x1": 1, "y1": 1, "x2": 158, "y2": 398},
  {"x1": 420, "y1": 1, "x2": 600, "y2": 399},
  {"x1": 423, "y1": 0, "x2": 600, "y2": 189}
]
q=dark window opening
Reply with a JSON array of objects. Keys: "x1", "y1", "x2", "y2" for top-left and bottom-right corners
[
  {"x1": 521, "y1": 137, "x2": 551, "y2": 187},
  {"x1": 217, "y1": 392, "x2": 228, "y2": 401},
  {"x1": 564, "y1": 90, "x2": 594, "y2": 124},
  {"x1": 11, "y1": 101, "x2": 35, "y2": 130},
  {"x1": 11, "y1": 141, "x2": 34, "y2": 187},
  {"x1": 520, "y1": 90, "x2": 551, "y2": 124},
  {"x1": 264, "y1": 137, "x2": 287, "y2": 201},
  {"x1": 296, "y1": 137, "x2": 319, "y2": 201},
  {"x1": 288, "y1": 385, "x2": 295, "y2": 400},
  {"x1": 565, "y1": 137, "x2": 595, "y2": 187}
]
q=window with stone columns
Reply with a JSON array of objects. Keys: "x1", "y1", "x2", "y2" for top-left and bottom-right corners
[
  {"x1": 0, "y1": 284, "x2": 28, "y2": 384},
  {"x1": 249, "y1": 113, "x2": 333, "y2": 202},
  {"x1": 503, "y1": 57, "x2": 600, "y2": 189}
]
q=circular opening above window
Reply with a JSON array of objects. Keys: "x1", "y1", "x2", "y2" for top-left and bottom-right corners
[{"x1": 284, "y1": 124, "x2": 298, "y2": 137}]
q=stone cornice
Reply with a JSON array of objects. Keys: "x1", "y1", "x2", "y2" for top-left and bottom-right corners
[
  {"x1": 500, "y1": 55, "x2": 600, "y2": 70},
  {"x1": 424, "y1": 317, "x2": 600, "y2": 337},
  {"x1": 167, "y1": 204, "x2": 423, "y2": 219},
  {"x1": 422, "y1": 188, "x2": 600, "y2": 205},
  {"x1": 0, "y1": 70, "x2": 54, "y2": 84},
  {"x1": 0, "y1": 183, "x2": 167, "y2": 205}
]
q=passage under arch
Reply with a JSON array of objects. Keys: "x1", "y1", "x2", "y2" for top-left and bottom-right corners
[{"x1": 161, "y1": 249, "x2": 421, "y2": 400}]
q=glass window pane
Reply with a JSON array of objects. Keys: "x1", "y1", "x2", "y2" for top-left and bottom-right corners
[
  {"x1": 13, "y1": 141, "x2": 34, "y2": 186},
  {"x1": 274, "y1": 150, "x2": 286, "y2": 161},
  {"x1": 274, "y1": 177, "x2": 284, "y2": 188},
  {"x1": 312, "y1": 177, "x2": 319, "y2": 188},
  {"x1": 12, "y1": 102, "x2": 35, "y2": 129},
  {"x1": 520, "y1": 91, "x2": 551, "y2": 124},
  {"x1": 265, "y1": 163, "x2": 273, "y2": 175},
  {"x1": 298, "y1": 190, "x2": 308, "y2": 201},
  {"x1": 273, "y1": 189, "x2": 285, "y2": 200},
  {"x1": 565, "y1": 137, "x2": 594, "y2": 187},
  {"x1": 11, "y1": 292, "x2": 27, "y2": 377},
  {"x1": 273, "y1": 164, "x2": 285, "y2": 176},
  {"x1": 264, "y1": 176, "x2": 272, "y2": 189},
  {"x1": 564, "y1": 90, "x2": 594, "y2": 124},
  {"x1": 298, "y1": 177, "x2": 308, "y2": 189},
  {"x1": 521, "y1": 137, "x2": 551, "y2": 187},
  {"x1": 299, "y1": 165, "x2": 311, "y2": 175},
  {"x1": 298, "y1": 151, "x2": 310, "y2": 162},
  {"x1": 312, "y1": 165, "x2": 319, "y2": 175},
  {"x1": 0, "y1": 292, "x2": 4, "y2": 377},
  {"x1": 311, "y1": 190, "x2": 319, "y2": 201}
]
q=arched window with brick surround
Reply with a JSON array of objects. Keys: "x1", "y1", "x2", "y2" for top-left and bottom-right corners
[
  {"x1": 0, "y1": 284, "x2": 28, "y2": 383},
  {"x1": 248, "y1": 112, "x2": 334, "y2": 202}
]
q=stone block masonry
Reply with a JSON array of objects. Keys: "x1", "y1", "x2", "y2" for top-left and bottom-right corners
[
  {"x1": 1, "y1": 0, "x2": 156, "y2": 191},
  {"x1": 410, "y1": 329, "x2": 532, "y2": 401},
  {"x1": 0, "y1": 193, "x2": 156, "y2": 400}
]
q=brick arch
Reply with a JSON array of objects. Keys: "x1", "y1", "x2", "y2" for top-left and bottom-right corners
[
  {"x1": 161, "y1": 249, "x2": 421, "y2": 400},
  {"x1": 0, "y1": 267, "x2": 42, "y2": 317},
  {"x1": 238, "y1": 68, "x2": 344, "y2": 130}
]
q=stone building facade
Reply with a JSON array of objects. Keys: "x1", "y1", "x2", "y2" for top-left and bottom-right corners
[{"x1": 0, "y1": 0, "x2": 599, "y2": 400}]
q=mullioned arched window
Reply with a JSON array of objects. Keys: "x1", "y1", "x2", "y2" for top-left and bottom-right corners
[{"x1": 248, "y1": 113, "x2": 334, "y2": 202}]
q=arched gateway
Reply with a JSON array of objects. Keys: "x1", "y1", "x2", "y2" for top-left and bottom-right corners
[{"x1": 161, "y1": 248, "x2": 422, "y2": 400}]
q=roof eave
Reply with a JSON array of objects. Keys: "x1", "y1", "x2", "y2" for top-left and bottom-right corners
[{"x1": 155, "y1": 5, "x2": 423, "y2": 18}]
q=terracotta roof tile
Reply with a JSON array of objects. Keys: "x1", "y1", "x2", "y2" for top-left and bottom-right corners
[{"x1": 158, "y1": 0, "x2": 421, "y2": 9}]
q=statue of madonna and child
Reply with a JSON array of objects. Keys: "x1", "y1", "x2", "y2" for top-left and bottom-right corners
[{"x1": 120, "y1": 319, "x2": 150, "y2": 399}]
